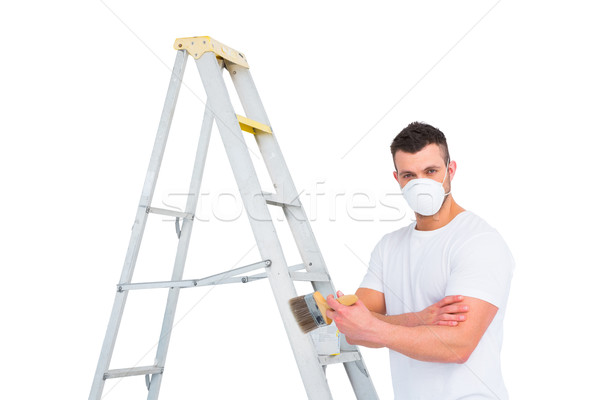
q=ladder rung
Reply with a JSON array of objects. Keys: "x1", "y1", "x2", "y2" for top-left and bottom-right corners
[
  {"x1": 237, "y1": 114, "x2": 272, "y2": 135},
  {"x1": 262, "y1": 192, "x2": 300, "y2": 207},
  {"x1": 318, "y1": 351, "x2": 361, "y2": 366},
  {"x1": 146, "y1": 206, "x2": 194, "y2": 220},
  {"x1": 289, "y1": 271, "x2": 330, "y2": 282},
  {"x1": 104, "y1": 365, "x2": 163, "y2": 380}
]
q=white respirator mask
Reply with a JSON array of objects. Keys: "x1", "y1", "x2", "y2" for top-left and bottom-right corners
[{"x1": 400, "y1": 162, "x2": 451, "y2": 216}]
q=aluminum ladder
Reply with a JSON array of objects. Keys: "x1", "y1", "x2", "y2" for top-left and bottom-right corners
[{"x1": 89, "y1": 36, "x2": 378, "y2": 400}]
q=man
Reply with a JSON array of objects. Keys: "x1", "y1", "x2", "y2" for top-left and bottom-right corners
[{"x1": 327, "y1": 122, "x2": 514, "y2": 399}]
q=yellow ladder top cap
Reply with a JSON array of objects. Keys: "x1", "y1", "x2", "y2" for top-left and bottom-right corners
[{"x1": 173, "y1": 36, "x2": 250, "y2": 68}]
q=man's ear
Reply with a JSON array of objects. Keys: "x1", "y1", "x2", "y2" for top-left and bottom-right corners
[
  {"x1": 393, "y1": 170, "x2": 399, "y2": 183},
  {"x1": 448, "y1": 160, "x2": 457, "y2": 181}
]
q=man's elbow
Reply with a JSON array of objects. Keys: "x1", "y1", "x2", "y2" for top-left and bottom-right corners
[
  {"x1": 454, "y1": 351, "x2": 473, "y2": 364},
  {"x1": 415, "y1": 347, "x2": 474, "y2": 364},
  {"x1": 449, "y1": 345, "x2": 475, "y2": 364}
]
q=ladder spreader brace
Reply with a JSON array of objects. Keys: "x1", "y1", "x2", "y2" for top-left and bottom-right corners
[
  {"x1": 89, "y1": 36, "x2": 379, "y2": 400},
  {"x1": 118, "y1": 259, "x2": 271, "y2": 291},
  {"x1": 117, "y1": 262, "x2": 331, "y2": 292}
]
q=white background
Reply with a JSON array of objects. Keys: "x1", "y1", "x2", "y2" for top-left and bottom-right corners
[{"x1": 1, "y1": 1, "x2": 599, "y2": 399}]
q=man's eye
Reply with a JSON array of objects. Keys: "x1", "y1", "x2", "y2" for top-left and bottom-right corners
[
  {"x1": 427, "y1": 169, "x2": 437, "y2": 174},
  {"x1": 403, "y1": 174, "x2": 412, "y2": 179}
]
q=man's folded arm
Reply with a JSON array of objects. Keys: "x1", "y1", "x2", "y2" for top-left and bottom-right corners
[
  {"x1": 340, "y1": 294, "x2": 497, "y2": 363},
  {"x1": 356, "y1": 288, "x2": 469, "y2": 328}
]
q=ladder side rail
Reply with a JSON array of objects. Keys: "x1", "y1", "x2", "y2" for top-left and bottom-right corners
[
  {"x1": 122, "y1": 49, "x2": 189, "y2": 285},
  {"x1": 343, "y1": 359, "x2": 379, "y2": 400},
  {"x1": 227, "y1": 63, "x2": 335, "y2": 296},
  {"x1": 147, "y1": 92, "x2": 215, "y2": 399},
  {"x1": 195, "y1": 52, "x2": 334, "y2": 400},
  {"x1": 89, "y1": 49, "x2": 188, "y2": 400},
  {"x1": 228, "y1": 62, "x2": 379, "y2": 400},
  {"x1": 340, "y1": 326, "x2": 380, "y2": 399}
]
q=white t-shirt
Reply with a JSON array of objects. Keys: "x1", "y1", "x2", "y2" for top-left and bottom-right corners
[{"x1": 360, "y1": 211, "x2": 514, "y2": 400}]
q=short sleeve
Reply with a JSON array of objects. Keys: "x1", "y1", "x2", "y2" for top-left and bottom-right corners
[
  {"x1": 445, "y1": 231, "x2": 515, "y2": 309},
  {"x1": 360, "y1": 239, "x2": 385, "y2": 292}
]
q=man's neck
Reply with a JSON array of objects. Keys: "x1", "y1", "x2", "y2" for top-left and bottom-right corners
[{"x1": 414, "y1": 195, "x2": 465, "y2": 231}]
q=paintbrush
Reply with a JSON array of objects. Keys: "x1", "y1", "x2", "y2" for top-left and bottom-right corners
[{"x1": 289, "y1": 291, "x2": 358, "y2": 334}]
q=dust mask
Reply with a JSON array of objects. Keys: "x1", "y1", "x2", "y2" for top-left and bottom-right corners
[{"x1": 400, "y1": 163, "x2": 451, "y2": 216}]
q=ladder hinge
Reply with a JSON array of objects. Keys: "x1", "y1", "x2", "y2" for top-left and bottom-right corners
[{"x1": 173, "y1": 36, "x2": 250, "y2": 68}]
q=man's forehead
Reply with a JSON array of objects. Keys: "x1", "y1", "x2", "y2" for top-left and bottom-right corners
[{"x1": 394, "y1": 144, "x2": 446, "y2": 169}]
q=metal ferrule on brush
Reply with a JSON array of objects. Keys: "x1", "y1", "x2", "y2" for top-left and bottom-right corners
[{"x1": 304, "y1": 293, "x2": 327, "y2": 328}]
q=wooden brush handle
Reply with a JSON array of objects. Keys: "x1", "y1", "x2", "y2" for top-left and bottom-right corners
[
  {"x1": 335, "y1": 294, "x2": 359, "y2": 306},
  {"x1": 313, "y1": 292, "x2": 358, "y2": 325}
]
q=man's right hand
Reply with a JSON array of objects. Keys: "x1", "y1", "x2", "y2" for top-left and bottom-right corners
[{"x1": 416, "y1": 295, "x2": 469, "y2": 326}]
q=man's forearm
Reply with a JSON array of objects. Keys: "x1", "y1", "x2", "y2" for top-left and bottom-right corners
[
  {"x1": 372, "y1": 312, "x2": 422, "y2": 327},
  {"x1": 363, "y1": 294, "x2": 470, "y2": 328},
  {"x1": 372, "y1": 322, "x2": 474, "y2": 363},
  {"x1": 346, "y1": 318, "x2": 472, "y2": 359}
]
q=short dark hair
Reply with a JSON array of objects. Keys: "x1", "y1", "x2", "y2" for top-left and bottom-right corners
[{"x1": 390, "y1": 122, "x2": 450, "y2": 168}]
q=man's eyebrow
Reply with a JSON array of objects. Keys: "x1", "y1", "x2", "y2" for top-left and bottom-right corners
[{"x1": 398, "y1": 165, "x2": 443, "y2": 175}]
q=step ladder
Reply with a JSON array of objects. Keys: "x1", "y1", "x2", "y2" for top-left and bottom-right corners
[{"x1": 89, "y1": 36, "x2": 379, "y2": 400}]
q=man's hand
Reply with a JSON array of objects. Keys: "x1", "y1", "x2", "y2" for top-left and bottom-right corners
[
  {"x1": 416, "y1": 295, "x2": 469, "y2": 326},
  {"x1": 325, "y1": 291, "x2": 386, "y2": 347}
]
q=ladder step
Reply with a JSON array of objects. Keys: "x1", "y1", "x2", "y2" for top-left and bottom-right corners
[
  {"x1": 104, "y1": 365, "x2": 164, "y2": 380},
  {"x1": 318, "y1": 351, "x2": 362, "y2": 366},
  {"x1": 262, "y1": 192, "x2": 300, "y2": 207},
  {"x1": 237, "y1": 114, "x2": 272, "y2": 135},
  {"x1": 146, "y1": 206, "x2": 194, "y2": 220}
]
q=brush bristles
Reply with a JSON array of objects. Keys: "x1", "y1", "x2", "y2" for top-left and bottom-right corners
[{"x1": 289, "y1": 295, "x2": 319, "y2": 334}]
